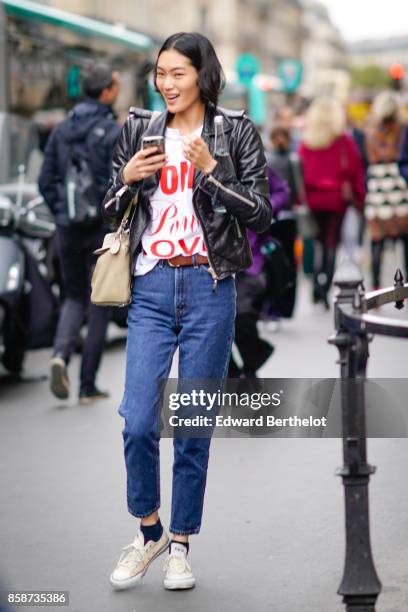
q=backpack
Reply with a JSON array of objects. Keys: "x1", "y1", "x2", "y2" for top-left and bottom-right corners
[{"x1": 64, "y1": 118, "x2": 102, "y2": 226}]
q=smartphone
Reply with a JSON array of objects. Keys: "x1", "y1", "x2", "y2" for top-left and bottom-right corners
[{"x1": 142, "y1": 135, "x2": 165, "y2": 156}]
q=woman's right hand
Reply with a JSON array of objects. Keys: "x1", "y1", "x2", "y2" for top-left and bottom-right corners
[{"x1": 122, "y1": 147, "x2": 167, "y2": 184}]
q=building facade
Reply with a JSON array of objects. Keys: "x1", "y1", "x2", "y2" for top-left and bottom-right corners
[
  {"x1": 349, "y1": 36, "x2": 408, "y2": 72},
  {"x1": 301, "y1": 1, "x2": 349, "y2": 100},
  {"x1": 46, "y1": 0, "x2": 304, "y2": 76}
]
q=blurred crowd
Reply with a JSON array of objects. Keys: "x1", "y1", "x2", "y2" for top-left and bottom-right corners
[{"x1": 231, "y1": 89, "x2": 408, "y2": 377}]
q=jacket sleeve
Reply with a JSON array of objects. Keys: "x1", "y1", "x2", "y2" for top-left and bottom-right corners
[
  {"x1": 267, "y1": 166, "x2": 290, "y2": 214},
  {"x1": 198, "y1": 117, "x2": 273, "y2": 233},
  {"x1": 101, "y1": 118, "x2": 143, "y2": 229},
  {"x1": 38, "y1": 126, "x2": 62, "y2": 215}
]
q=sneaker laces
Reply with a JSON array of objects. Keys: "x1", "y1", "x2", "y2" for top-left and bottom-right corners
[
  {"x1": 118, "y1": 535, "x2": 145, "y2": 569},
  {"x1": 163, "y1": 553, "x2": 191, "y2": 574}
]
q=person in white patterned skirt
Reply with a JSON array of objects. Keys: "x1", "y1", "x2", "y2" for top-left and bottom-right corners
[{"x1": 363, "y1": 91, "x2": 408, "y2": 288}]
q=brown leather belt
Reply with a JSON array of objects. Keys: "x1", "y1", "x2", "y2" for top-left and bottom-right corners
[{"x1": 167, "y1": 254, "x2": 208, "y2": 267}]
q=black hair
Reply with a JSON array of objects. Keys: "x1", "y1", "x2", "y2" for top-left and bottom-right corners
[
  {"x1": 154, "y1": 32, "x2": 225, "y2": 106},
  {"x1": 83, "y1": 63, "x2": 114, "y2": 99}
]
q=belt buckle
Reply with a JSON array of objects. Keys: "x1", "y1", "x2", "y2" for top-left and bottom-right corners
[{"x1": 167, "y1": 258, "x2": 180, "y2": 268}]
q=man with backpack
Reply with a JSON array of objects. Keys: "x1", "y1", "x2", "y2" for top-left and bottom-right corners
[{"x1": 39, "y1": 63, "x2": 121, "y2": 404}]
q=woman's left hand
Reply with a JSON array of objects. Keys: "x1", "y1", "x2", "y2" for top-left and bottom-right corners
[{"x1": 182, "y1": 135, "x2": 217, "y2": 175}]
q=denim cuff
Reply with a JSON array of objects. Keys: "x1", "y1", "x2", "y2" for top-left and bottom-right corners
[
  {"x1": 169, "y1": 525, "x2": 201, "y2": 536},
  {"x1": 127, "y1": 502, "x2": 161, "y2": 519}
]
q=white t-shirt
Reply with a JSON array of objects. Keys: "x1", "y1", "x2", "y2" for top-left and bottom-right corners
[{"x1": 135, "y1": 125, "x2": 207, "y2": 276}]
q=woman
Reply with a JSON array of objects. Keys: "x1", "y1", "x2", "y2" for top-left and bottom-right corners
[
  {"x1": 299, "y1": 97, "x2": 365, "y2": 308},
  {"x1": 102, "y1": 32, "x2": 271, "y2": 591},
  {"x1": 363, "y1": 91, "x2": 408, "y2": 288}
]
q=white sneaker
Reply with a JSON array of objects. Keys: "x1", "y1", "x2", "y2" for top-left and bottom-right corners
[
  {"x1": 163, "y1": 542, "x2": 195, "y2": 590},
  {"x1": 110, "y1": 530, "x2": 169, "y2": 590}
]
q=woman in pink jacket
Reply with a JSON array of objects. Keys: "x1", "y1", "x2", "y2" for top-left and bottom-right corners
[{"x1": 299, "y1": 97, "x2": 365, "y2": 308}]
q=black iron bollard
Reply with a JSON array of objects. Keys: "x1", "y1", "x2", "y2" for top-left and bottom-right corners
[
  {"x1": 329, "y1": 257, "x2": 381, "y2": 612},
  {"x1": 394, "y1": 268, "x2": 405, "y2": 310}
]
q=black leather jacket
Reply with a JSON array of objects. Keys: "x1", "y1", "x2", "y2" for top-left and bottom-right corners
[{"x1": 102, "y1": 104, "x2": 272, "y2": 280}]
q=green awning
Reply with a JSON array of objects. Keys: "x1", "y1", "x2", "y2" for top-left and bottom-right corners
[{"x1": 2, "y1": 0, "x2": 154, "y2": 52}]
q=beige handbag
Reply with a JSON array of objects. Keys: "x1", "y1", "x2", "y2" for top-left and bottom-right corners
[
  {"x1": 90, "y1": 200, "x2": 135, "y2": 306},
  {"x1": 91, "y1": 110, "x2": 160, "y2": 307}
]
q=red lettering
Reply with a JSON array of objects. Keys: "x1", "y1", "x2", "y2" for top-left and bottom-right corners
[
  {"x1": 160, "y1": 166, "x2": 178, "y2": 194},
  {"x1": 160, "y1": 162, "x2": 194, "y2": 194},
  {"x1": 188, "y1": 162, "x2": 194, "y2": 189},
  {"x1": 150, "y1": 240, "x2": 175, "y2": 257},
  {"x1": 180, "y1": 161, "x2": 189, "y2": 191},
  {"x1": 169, "y1": 220, "x2": 180, "y2": 235},
  {"x1": 149, "y1": 204, "x2": 178, "y2": 236},
  {"x1": 190, "y1": 215, "x2": 200, "y2": 232},
  {"x1": 179, "y1": 237, "x2": 201, "y2": 255}
]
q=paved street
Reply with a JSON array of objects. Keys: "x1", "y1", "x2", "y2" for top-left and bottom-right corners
[{"x1": 1, "y1": 250, "x2": 408, "y2": 612}]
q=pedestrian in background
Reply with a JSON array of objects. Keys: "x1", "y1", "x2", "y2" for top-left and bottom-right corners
[
  {"x1": 266, "y1": 126, "x2": 303, "y2": 318},
  {"x1": 363, "y1": 91, "x2": 408, "y2": 288},
  {"x1": 229, "y1": 167, "x2": 288, "y2": 378},
  {"x1": 39, "y1": 63, "x2": 121, "y2": 403},
  {"x1": 274, "y1": 106, "x2": 300, "y2": 151},
  {"x1": 299, "y1": 97, "x2": 365, "y2": 308},
  {"x1": 103, "y1": 32, "x2": 271, "y2": 591}
]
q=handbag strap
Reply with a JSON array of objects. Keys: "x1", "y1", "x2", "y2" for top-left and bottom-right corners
[{"x1": 120, "y1": 110, "x2": 162, "y2": 224}]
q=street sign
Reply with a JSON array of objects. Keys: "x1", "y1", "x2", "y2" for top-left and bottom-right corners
[
  {"x1": 236, "y1": 53, "x2": 260, "y2": 88},
  {"x1": 278, "y1": 59, "x2": 303, "y2": 94},
  {"x1": 248, "y1": 79, "x2": 266, "y2": 127}
]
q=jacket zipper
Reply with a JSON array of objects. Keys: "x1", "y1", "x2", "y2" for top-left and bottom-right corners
[
  {"x1": 207, "y1": 175, "x2": 256, "y2": 208},
  {"x1": 234, "y1": 217, "x2": 243, "y2": 238},
  {"x1": 192, "y1": 178, "x2": 220, "y2": 290}
]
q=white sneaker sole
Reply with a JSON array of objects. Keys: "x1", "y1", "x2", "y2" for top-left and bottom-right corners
[
  {"x1": 163, "y1": 576, "x2": 196, "y2": 590},
  {"x1": 109, "y1": 536, "x2": 169, "y2": 591}
]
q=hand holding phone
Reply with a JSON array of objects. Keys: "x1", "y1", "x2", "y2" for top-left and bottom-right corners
[
  {"x1": 123, "y1": 137, "x2": 167, "y2": 184},
  {"x1": 142, "y1": 136, "x2": 165, "y2": 155}
]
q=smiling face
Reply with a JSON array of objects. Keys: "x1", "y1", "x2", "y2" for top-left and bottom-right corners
[{"x1": 155, "y1": 48, "x2": 203, "y2": 115}]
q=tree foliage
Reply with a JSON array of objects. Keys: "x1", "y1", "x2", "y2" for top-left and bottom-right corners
[{"x1": 351, "y1": 64, "x2": 390, "y2": 90}]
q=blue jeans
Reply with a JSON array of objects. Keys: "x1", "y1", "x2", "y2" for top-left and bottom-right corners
[{"x1": 119, "y1": 261, "x2": 236, "y2": 535}]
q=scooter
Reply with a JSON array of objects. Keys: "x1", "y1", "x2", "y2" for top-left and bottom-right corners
[{"x1": 0, "y1": 169, "x2": 58, "y2": 377}]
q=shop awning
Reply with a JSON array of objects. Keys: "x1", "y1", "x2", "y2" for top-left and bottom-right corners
[{"x1": 1, "y1": 0, "x2": 154, "y2": 52}]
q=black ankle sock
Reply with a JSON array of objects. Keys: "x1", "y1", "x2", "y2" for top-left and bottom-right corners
[
  {"x1": 140, "y1": 518, "x2": 163, "y2": 544},
  {"x1": 169, "y1": 539, "x2": 189, "y2": 555}
]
